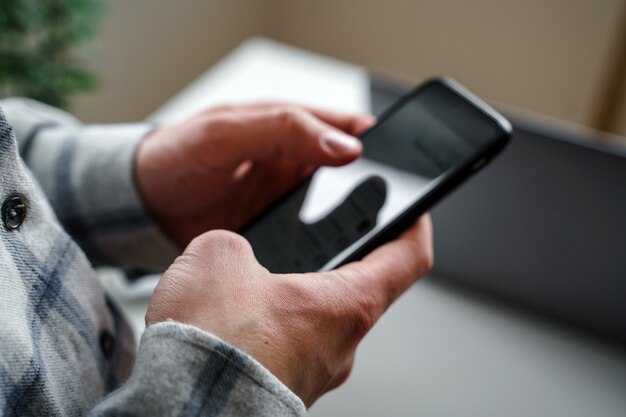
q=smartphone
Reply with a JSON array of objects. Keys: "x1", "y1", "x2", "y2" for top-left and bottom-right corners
[{"x1": 242, "y1": 78, "x2": 512, "y2": 273}]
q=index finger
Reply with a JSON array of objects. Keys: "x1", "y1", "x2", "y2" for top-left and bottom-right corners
[
  {"x1": 198, "y1": 105, "x2": 364, "y2": 169},
  {"x1": 304, "y1": 106, "x2": 376, "y2": 136},
  {"x1": 219, "y1": 102, "x2": 376, "y2": 136}
]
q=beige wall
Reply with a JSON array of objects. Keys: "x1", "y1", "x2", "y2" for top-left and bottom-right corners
[
  {"x1": 73, "y1": 0, "x2": 626, "y2": 139},
  {"x1": 73, "y1": 0, "x2": 270, "y2": 122},
  {"x1": 267, "y1": 0, "x2": 625, "y2": 136}
]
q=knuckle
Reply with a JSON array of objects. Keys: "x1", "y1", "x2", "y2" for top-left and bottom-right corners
[
  {"x1": 193, "y1": 106, "x2": 240, "y2": 133},
  {"x1": 185, "y1": 231, "x2": 215, "y2": 255},
  {"x1": 186, "y1": 230, "x2": 252, "y2": 258},
  {"x1": 275, "y1": 106, "x2": 307, "y2": 131},
  {"x1": 200, "y1": 113, "x2": 237, "y2": 138},
  {"x1": 184, "y1": 230, "x2": 250, "y2": 257},
  {"x1": 147, "y1": 257, "x2": 192, "y2": 325},
  {"x1": 222, "y1": 232, "x2": 253, "y2": 255},
  {"x1": 210, "y1": 103, "x2": 237, "y2": 113}
]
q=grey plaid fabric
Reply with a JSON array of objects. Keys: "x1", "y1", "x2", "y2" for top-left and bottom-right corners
[{"x1": 0, "y1": 99, "x2": 306, "y2": 416}]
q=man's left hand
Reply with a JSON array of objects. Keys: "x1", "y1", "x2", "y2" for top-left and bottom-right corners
[{"x1": 134, "y1": 103, "x2": 374, "y2": 247}]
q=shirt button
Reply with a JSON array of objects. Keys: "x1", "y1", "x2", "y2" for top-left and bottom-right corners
[
  {"x1": 99, "y1": 330, "x2": 116, "y2": 360},
  {"x1": 2, "y1": 194, "x2": 27, "y2": 231}
]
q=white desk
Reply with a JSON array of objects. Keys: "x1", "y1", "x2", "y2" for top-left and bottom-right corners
[{"x1": 108, "y1": 38, "x2": 626, "y2": 417}]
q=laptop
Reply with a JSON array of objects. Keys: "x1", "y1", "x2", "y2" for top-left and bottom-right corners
[{"x1": 371, "y1": 78, "x2": 626, "y2": 343}]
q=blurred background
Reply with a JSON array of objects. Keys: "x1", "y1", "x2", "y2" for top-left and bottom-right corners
[
  {"x1": 2, "y1": 2, "x2": 626, "y2": 416},
  {"x1": 2, "y1": 0, "x2": 625, "y2": 140}
]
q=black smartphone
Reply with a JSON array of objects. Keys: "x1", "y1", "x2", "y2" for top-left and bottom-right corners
[{"x1": 242, "y1": 78, "x2": 512, "y2": 273}]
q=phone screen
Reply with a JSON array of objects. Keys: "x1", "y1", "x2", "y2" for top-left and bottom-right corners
[{"x1": 243, "y1": 80, "x2": 505, "y2": 273}]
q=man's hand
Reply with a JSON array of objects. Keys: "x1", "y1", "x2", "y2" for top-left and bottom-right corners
[
  {"x1": 135, "y1": 103, "x2": 373, "y2": 247},
  {"x1": 146, "y1": 215, "x2": 433, "y2": 407}
]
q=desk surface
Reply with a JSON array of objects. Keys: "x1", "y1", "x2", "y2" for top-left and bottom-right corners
[{"x1": 108, "y1": 38, "x2": 626, "y2": 417}]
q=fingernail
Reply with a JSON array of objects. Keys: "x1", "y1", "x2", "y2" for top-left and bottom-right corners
[
  {"x1": 323, "y1": 131, "x2": 362, "y2": 156},
  {"x1": 364, "y1": 115, "x2": 377, "y2": 124}
]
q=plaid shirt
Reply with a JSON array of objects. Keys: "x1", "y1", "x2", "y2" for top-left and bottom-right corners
[{"x1": 0, "y1": 99, "x2": 305, "y2": 416}]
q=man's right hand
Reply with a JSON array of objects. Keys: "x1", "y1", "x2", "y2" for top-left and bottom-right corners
[{"x1": 146, "y1": 215, "x2": 433, "y2": 407}]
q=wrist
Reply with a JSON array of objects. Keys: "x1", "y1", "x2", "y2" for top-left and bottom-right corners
[{"x1": 133, "y1": 321, "x2": 307, "y2": 415}]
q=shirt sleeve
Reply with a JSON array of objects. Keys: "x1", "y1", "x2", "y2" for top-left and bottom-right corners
[
  {"x1": 89, "y1": 321, "x2": 307, "y2": 416},
  {"x1": 1, "y1": 97, "x2": 179, "y2": 271}
]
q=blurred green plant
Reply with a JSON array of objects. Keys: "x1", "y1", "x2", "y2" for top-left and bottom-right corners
[{"x1": 0, "y1": 0, "x2": 102, "y2": 108}]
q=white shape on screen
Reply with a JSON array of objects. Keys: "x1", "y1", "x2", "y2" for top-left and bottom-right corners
[{"x1": 299, "y1": 158, "x2": 431, "y2": 225}]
